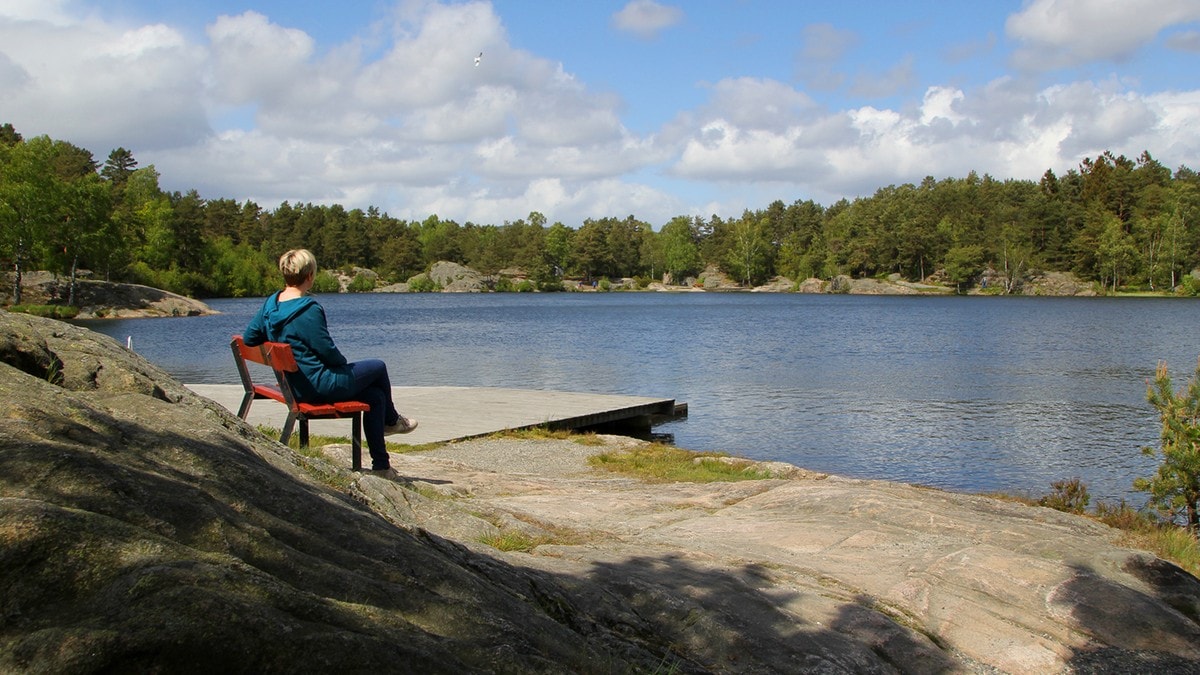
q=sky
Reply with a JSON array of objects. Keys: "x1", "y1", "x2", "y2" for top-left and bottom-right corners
[{"x1": 2, "y1": 0, "x2": 1199, "y2": 228}]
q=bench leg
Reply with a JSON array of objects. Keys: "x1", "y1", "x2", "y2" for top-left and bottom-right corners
[
  {"x1": 236, "y1": 392, "x2": 254, "y2": 419},
  {"x1": 280, "y1": 412, "x2": 298, "y2": 447},
  {"x1": 299, "y1": 418, "x2": 310, "y2": 449},
  {"x1": 351, "y1": 412, "x2": 363, "y2": 471}
]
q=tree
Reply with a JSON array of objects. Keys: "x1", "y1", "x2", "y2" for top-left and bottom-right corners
[
  {"x1": 543, "y1": 221, "x2": 573, "y2": 277},
  {"x1": 659, "y1": 216, "x2": 700, "y2": 282},
  {"x1": 943, "y1": 244, "x2": 985, "y2": 293},
  {"x1": 101, "y1": 147, "x2": 137, "y2": 185},
  {"x1": 727, "y1": 215, "x2": 769, "y2": 286},
  {"x1": 0, "y1": 123, "x2": 22, "y2": 147},
  {"x1": 0, "y1": 136, "x2": 59, "y2": 304},
  {"x1": 1138, "y1": 360, "x2": 1200, "y2": 533},
  {"x1": 49, "y1": 172, "x2": 112, "y2": 305}
]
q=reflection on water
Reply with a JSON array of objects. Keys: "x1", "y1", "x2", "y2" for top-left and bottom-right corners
[{"x1": 83, "y1": 292, "x2": 1200, "y2": 504}]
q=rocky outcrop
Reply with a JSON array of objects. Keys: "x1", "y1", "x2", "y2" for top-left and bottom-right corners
[
  {"x1": 4, "y1": 272, "x2": 213, "y2": 318},
  {"x1": 428, "y1": 261, "x2": 487, "y2": 292},
  {"x1": 4, "y1": 310, "x2": 1199, "y2": 673}
]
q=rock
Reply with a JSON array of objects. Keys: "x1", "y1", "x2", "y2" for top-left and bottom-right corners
[
  {"x1": 4, "y1": 272, "x2": 214, "y2": 318},
  {"x1": 751, "y1": 276, "x2": 796, "y2": 292},
  {"x1": 697, "y1": 264, "x2": 742, "y2": 290},
  {"x1": 428, "y1": 261, "x2": 486, "y2": 292},
  {"x1": 797, "y1": 277, "x2": 826, "y2": 293},
  {"x1": 3, "y1": 311, "x2": 1199, "y2": 673}
]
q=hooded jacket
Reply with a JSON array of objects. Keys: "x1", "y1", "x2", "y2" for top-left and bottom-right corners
[{"x1": 243, "y1": 292, "x2": 355, "y2": 403}]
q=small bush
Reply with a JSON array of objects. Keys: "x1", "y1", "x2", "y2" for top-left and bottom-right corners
[
  {"x1": 347, "y1": 273, "x2": 376, "y2": 293},
  {"x1": 407, "y1": 274, "x2": 440, "y2": 292},
  {"x1": 494, "y1": 277, "x2": 514, "y2": 292},
  {"x1": 311, "y1": 270, "x2": 341, "y2": 293},
  {"x1": 1039, "y1": 477, "x2": 1091, "y2": 514},
  {"x1": 516, "y1": 280, "x2": 535, "y2": 292}
]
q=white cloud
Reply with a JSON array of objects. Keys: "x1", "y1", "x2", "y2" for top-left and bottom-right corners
[
  {"x1": 611, "y1": 0, "x2": 683, "y2": 39},
  {"x1": 3, "y1": 0, "x2": 1200, "y2": 230},
  {"x1": 0, "y1": 11, "x2": 208, "y2": 152},
  {"x1": 1007, "y1": 0, "x2": 1200, "y2": 69}
]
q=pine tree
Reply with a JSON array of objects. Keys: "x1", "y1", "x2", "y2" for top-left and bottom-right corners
[{"x1": 1137, "y1": 360, "x2": 1200, "y2": 533}]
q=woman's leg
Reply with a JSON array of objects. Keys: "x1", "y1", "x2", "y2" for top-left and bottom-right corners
[{"x1": 350, "y1": 359, "x2": 402, "y2": 469}]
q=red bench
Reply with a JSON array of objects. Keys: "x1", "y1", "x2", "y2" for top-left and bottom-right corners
[{"x1": 231, "y1": 335, "x2": 371, "y2": 470}]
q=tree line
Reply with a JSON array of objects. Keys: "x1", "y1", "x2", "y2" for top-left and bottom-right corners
[{"x1": 3, "y1": 121, "x2": 1200, "y2": 302}]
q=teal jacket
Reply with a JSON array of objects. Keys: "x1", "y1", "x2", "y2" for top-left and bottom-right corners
[{"x1": 243, "y1": 292, "x2": 355, "y2": 402}]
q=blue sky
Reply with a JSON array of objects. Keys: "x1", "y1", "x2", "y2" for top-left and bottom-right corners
[{"x1": 2, "y1": 0, "x2": 1199, "y2": 227}]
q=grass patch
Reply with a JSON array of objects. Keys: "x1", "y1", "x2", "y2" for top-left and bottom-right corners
[
  {"x1": 1005, "y1": 481, "x2": 1200, "y2": 577},
  {"x1": 491, "y1": 426, "x2": 608, "y2": 446},
  {"x1": 478, "y1": 529, "x2": 547, "y2": 553},
  {"x1": 1094, "y1": 501, "x2": 1200, "y2": 577},
  {"x1": 255, "y1": 425, "x2": 440, "y2": 454},
  {"x1": 8, "y1": 304, "x2": 79, "y2": 319},
  {"x1": 588, "y1": 442, "x2": 774, "y2": 483}
]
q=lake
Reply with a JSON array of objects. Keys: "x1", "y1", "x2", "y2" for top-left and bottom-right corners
[{"x1": 83, "y1": 291, "x2": 1200, "y2": 505}]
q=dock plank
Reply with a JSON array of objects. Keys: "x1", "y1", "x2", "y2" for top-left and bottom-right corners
[{"x1": 187, "y1": 384, "x2": 680, "y2": 445}]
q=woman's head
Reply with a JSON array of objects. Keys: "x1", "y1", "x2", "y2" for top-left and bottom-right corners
[{"x1": 279, "y1": 249, "x2": 317, "y2": 286}]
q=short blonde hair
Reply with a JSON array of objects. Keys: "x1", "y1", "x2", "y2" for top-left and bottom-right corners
[{"x1": 279, "y1": 249, "x2": 317, "y2": 286}]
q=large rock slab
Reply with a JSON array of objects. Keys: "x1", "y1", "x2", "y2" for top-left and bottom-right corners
[{"x1": 3, "y1": 309, "x2": 1199, "y2": 673}]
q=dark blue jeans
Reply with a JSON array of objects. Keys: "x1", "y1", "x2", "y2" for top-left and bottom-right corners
[{"x1": 350, "y1": 359, "x2": 401, "y2": 469}]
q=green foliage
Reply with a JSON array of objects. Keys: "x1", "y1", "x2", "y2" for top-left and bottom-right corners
[
  {"x1": 8, "y1": 304, "x2": 79, "y2": 319},
  {"x1": 3, "y1": 127, "x2": 1200, "y2": 299},
  {"x1": 346, "y1": 272, "x2": 375, "y2": 293},
  {"x1": 1137, "y1": 360, "x2": 1200, "y2": 532},
  {"x1": 310, "y1": 270, "x2": 341, "y2": 293},
  {"x1": 516, "y1": 280, "x2": 535, "y2": 292},
  {"x1": 407, "y1": 274, "x2": 440, "y2": 292},
  {"x1": 493, "y1": 277, "x2": 514, "y2": 292}
]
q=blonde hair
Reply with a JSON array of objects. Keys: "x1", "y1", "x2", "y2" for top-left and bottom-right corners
[{"x1": 279, "y1": 249, "x2": 317, "y2": 286}]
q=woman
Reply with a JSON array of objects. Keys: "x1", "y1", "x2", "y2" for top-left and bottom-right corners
[{"x1": 244, "y1": 249, "x2": 416, "y2": 471}]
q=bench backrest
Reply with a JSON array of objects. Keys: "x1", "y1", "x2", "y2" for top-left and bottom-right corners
[{"x1": 232, "y1": 335, "x2": 299, "y2": 373}]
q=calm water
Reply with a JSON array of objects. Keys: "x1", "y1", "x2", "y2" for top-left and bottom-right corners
[{"x1": 84, "y1": 292, "x2": 1200, "y2": 504}]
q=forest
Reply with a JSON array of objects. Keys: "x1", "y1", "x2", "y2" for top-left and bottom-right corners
[{"x1": 3, "y1": 121, "x2": 1200, "y2": 302}]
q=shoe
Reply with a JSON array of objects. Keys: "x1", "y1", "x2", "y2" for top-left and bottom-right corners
[{"x1": 384, "y1": 416, "x2": 418, "y2": 434}]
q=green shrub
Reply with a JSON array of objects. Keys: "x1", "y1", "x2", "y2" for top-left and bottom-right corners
[
  {"x1": 310, "y1": 270, "x2": 341, "y2": 293},
  {"x1": 347, "y1": 273, "x2": 376, "y2": 293},
  {"x1": 516, "y1": 280, "x2": 535, "y2": 292},
  {"x1": 494, "y1": 277, "x2": 514, "y2": 292},
  {"x1": 407, "y1": 274, "x2": 440, "y2": 292},
  {"x1": 1038, "y1": 477, "x2": 1090, "y2": 514}
]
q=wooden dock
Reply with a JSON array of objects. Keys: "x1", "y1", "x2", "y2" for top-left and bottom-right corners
[{"x1": 187, "y1": 385, "x2": 685, "y2": 445}]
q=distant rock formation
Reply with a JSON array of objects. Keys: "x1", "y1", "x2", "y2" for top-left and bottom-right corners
[{"x1": 3, "y1": 271, "x2": 214, "y2": 318}]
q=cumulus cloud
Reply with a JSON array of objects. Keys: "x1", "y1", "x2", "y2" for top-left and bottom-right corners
[
  {"x1": 611, "y1": 0, "x2": 683, "y2": 39},
  {"x1": 1007, "y1": 0, "x2": 1200, "y2": 70},
  {"x1": 0, "y1": 11, "x2": 209, "y2": 151},
  {"x1": 2, "y1": 0, "x2": 1200, "y2": 228}
]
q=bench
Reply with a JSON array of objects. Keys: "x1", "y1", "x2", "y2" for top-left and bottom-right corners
[{"x1": 231, "y1": 335, "x2": 372, "y2": 470}]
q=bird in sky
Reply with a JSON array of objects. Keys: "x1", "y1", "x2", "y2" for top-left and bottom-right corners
[{"x1": 474, "y1": 52, "x2": 482, "y2": 67}]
